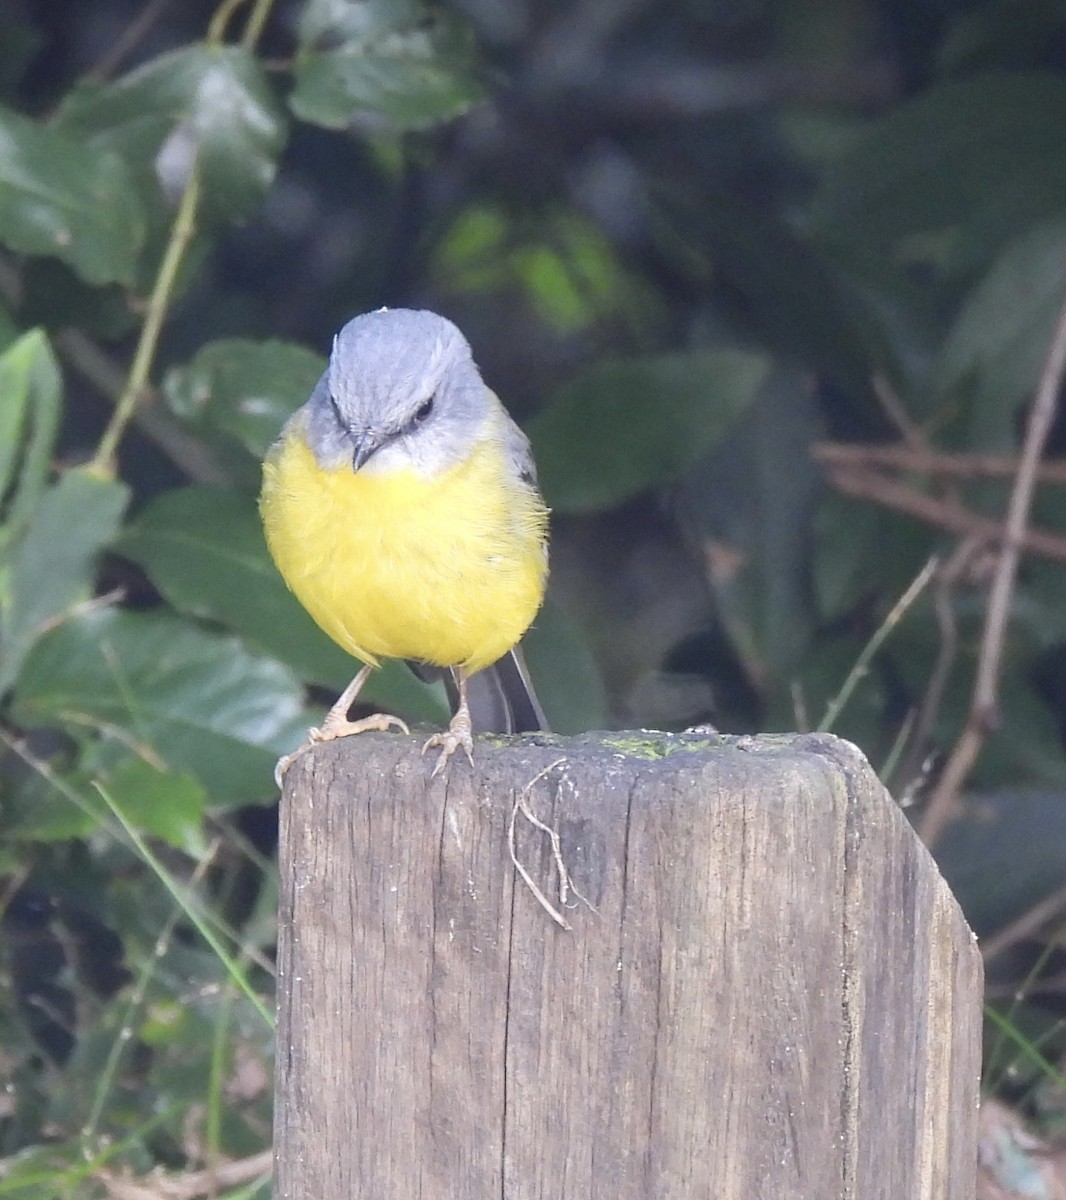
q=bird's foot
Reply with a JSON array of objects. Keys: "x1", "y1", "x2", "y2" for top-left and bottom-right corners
[
  {"x1": 422, "y1": 708, "x2": 474, "y2": 778},
  {"x1": 274, "y1": 712, "x2": 410, "y2": 787}
]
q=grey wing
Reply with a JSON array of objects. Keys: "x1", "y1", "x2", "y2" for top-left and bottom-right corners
[{"x1": 499, "y1": 402, "x2": 540, "y2": 491}]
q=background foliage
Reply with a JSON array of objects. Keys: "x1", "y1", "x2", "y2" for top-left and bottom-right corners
[{"x1": 2, "y1": 0, "x2": 1066, "y2": 1193}]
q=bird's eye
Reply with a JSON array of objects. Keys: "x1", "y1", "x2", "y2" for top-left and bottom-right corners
[{"x1": 415, "y1": 395, "x2": 435, "y2": 422}]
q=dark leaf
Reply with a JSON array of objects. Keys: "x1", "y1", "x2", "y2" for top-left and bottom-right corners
[
  {"x1": 290, "y1": 0, "x2": 485, "y2": 131},
  {"x1": 0, "y1": 467, "x2": 130, "y2": 693},
  {"x1": 809, "y1": 72, "x2": 1066, "y2": 262},
  {"x1": 55, "y1": 47, "x2": 287, "y2": 223},
  {"x1": 12, "y1": 609, "x2": 308, "y2": 806},
  {"x1": 528, "y1": 348, "x2": 770, "y2": 513},
  {"x1": 934, "y1": 220, "x2": 1066, "y2": 449},
  {"x1": 0, "y1": 328, "x2": 61, "y2": 523},
  {"x1": 0, "y1": 105, "x2": 144, "y2": 284},
  {"x1": 164, "y1": 339, "x2": 324, "y2": 459},
  {"x1": 101, "y1": 759, "x2": 208, "y2": 855}
]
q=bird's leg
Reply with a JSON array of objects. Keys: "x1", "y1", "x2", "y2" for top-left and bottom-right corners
[
  {"x1": 422, "y1": 667, "x2": 475, "y2": 777},
  {"x1": 274, "y1": 664, "x2": 410, "y2": 786}
]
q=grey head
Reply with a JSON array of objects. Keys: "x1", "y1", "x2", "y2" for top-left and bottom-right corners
[{"x1": 302, "y1": 308, "x2": 495, "y2": 476}]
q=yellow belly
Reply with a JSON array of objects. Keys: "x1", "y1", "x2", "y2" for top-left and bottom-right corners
[{"x1": 259, "y1": 413, "x2": 548, "y2": 673}]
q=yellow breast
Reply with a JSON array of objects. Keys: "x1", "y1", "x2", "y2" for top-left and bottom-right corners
[{"x1": 259, "y1": 410, "x2": 548, "y2": 673}]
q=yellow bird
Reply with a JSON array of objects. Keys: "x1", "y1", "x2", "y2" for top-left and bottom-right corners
[{"x1": 260, "y1": 308, "x2": 550, "y2": 780}]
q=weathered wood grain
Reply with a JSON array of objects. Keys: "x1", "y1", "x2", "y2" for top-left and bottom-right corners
[{"x1": 274, "y1": 730, "x2": 982, "y2": 1199}]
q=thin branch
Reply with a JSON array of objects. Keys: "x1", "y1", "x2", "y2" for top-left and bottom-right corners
[
  {"x1": 241, "y1": 0, "x2": 276, "y2": 48},
  {"x1": 90, "y1": 168, "x2": 201, "y2": 474},
  {"x1": 816, "y1": 556, "x2": 938, "y2": 734},
  {"x1": 871, "y1": 373, "x2": 929, "y2": 453},
  {"x1": 919, "y1": 281, "x2": 1066, "y2": 849},
  {"x1": 980, "y1": 880, "x2": 1066, "y2": 965},
  {"x1": 814, "y1": 441, "x2": 1066, "y2": 485},
  {"x1": 206, "y1": 0, "x2": 251, "y2": 43},
  {"x1": 892, "y1": 537, "x2": 981, "y2": 792},
  {"x1": 824, "y1": 465, "x2": 1066, "y2": 563},
  {"x1": 55, "y1": 329, "x2": 230, "y2": 485},
  {"x1": 97, "y1": 1148, "x2": 273, "y2": 1200},
  {"x1": 86, "y1": 0, "x2": 174, "y2": 81}
]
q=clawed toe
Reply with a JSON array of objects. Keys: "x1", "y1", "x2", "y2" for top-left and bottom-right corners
[
  {"x1": 422, "y1": 728, "x2": 475, "y2": 777},
  {"x1": 275, "y1": 712, "x2": 411, "y2": 788}
]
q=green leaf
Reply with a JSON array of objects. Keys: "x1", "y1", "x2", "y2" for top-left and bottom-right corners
[
  {"x1": 115, "y1": 486, "x2": 447, "y2": 721},
  {"x1": 12, "y1": 609, "x2": 307, "y2": 806},
  {"x1": 0, "y1": 329, "x2": 61, "y2": 522},
  {"x1": 935, "y1": 789, "x2": 1066, "y2": 937},
  {"x1": 527, "y1": 348, "x2": 770, "y2": 513},
  {"x1": 0, "y1": 300, "x2": 16, "y2": 351},
  {"x1": 102, "y1": 759, "x2": 209, "y2": 856},
  {"x1": 809, "y1": 72, "x2": 1066, "y2": 258},
  {"x1": 653, "y1": 189, "x2": 883, "y2": 400},
  {"x1": 20, "y1": 258, "x2": 137, "y2": 341},
  {"x1": 55, "y1": 47, "x2": 287, "y2": 223},
  {"x1": 934, "y1": 220, "x2": 1066, "y2": 450},
  {"x1": 521, "y1": 600, "x2": 608, "y2": 735},
  {"x1": 164, "y1": 339, "x2": 324, "y2": 459},
  {"x1": 680, "y1": 369, "x2": 820, "y2": 676},
  {"x1": 0, "y1": 105, "x2": 144, "y2": 284},
  {"x1": 290, "y1": 0, "x2": 485, "y2": 131},
  {"x1": 0, "y1": 467, "x2": 130, "y2": 693}
]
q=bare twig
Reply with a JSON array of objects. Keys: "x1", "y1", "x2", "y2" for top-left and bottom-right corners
[
  {"x1": 86, "y1": 0, "x2": 174, "y2": 81},
  {"x1": 980, "y1": 880, "x2": 1066, "y2": 965},
  {"x1": 871, "y1": 373, "x2": 930, "y2": 453},
  {"x1": 817, "y1": 556, "x2": 939, "y2": 733},
  {"x1": 813, "y1": 441, "x2": 1066, "y2": 485},
  {"x1": 55, "y1": 329, "x2": 230, "y2": 484},
  {"x1": 91, "y1": 168, "x2": 202, "y2": 474},
  {"x1": 97, "y1": 1148, "x2": 273, "y2": 1200},
  {"x1": 892, "y1": 538, "x2": 982, "y2": 792},
  {"x1": 824, "y1": 465, "x2": 1066, "y2": 563},
  {"x1": 919, "y1": 282, "x2": 1066, "y2": 848}
]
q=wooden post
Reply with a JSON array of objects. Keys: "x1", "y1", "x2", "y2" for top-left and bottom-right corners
[{"x1": 274, "y1": 731, "x2": 982, "y2": 1199}]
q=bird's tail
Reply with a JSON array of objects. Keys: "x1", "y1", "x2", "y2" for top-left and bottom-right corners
[{"x1": 409, "y1": 645, "x2": 548, "y2": 734}]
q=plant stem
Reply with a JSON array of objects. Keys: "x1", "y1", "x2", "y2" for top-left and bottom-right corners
[
  {"x1": 242, "y1": 0, "x2": 276, "y2": 48},
  {"x1": 206, "y1": 0, "x2": 249, "y2": 44},
  {"x1": 90, "y1": 167, "x2": 200, "y2": 475}
]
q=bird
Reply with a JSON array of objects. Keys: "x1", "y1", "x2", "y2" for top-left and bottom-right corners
[{"x1": 259, "y1": 307, "x2": 550, "y2": 782}]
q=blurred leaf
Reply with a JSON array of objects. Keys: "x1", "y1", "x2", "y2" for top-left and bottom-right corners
[
  {"x1": 0, "y1": 468, "x2": 129, "y2": 694},
  {"x1": 809, "y1": 73, "x2": 1066, "y2": 261},
  {"x1": 528, "y1": 348, "x2": 770, "y2": 513},
  {"x1": 811, "y1": 490, "x2": 933, "y2": 624},
  {"x1": 0, "y1": 299, "x2": 16, "y2": 350},
  {"x1": 116, "y1": 486, "x2": 447, "y2": 721},
  {"x1": 164, "y1": 338, "x2": 324, "y2": 459},
  {"x1": 20, "y1": 258, "x2": 137, "y2": 340},
  {"x1": 436, "y1": 205, "x2": 652, "y2": 335},
  {"x1": 934, "y1": 220, "x2": 1066, "y2": 450},
  {"x1": 55, "y1": 46, "x2": 286, "y2": 223},
  {"x1": 12, "y1": 609, "x2": 306, "y2": 806},
  {"x1": 934, "y1": 789, "x2": 1066, "y2": 937},
  {"x1": 291, "y1": 0, "x2": 485, "y2": 131},
  {"x1": 653, "y1": 190, "x2": 884, "y2": 399},
  {"x1": 0, "y1": 105, "x2": 144, "y2": 285},
  {"x1": 0, "y1": 328, "x2": 61, "y2": 522},
  {"x1": 681, "y1": 369, "x2": 821, "y2": 676},
  {"x1": 938, "y1": 0, "x2": 1066, "y2": 76},
  {"x1": 522, "y1": 599, "x2": 608, "y2": 734},
  {"x1": 102, "y1": 759, "x2": 208, "y2": 856}
]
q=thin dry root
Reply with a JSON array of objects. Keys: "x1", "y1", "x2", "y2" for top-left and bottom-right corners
[{"x1": 508, "y1": 758, "x2": 597, "y2": 930}]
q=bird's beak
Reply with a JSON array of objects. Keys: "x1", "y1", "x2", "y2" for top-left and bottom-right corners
[{"x1": 351, "y1": 433, "x2": 381, "y2": 471}]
